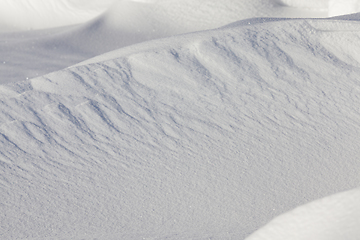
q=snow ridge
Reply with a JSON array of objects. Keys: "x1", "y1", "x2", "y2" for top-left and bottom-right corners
[{"x1": 2, "y1": 18, "x2": 360, "y2": 239}]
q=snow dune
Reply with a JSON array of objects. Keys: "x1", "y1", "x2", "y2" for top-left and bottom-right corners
[
  {"x1": 3, "y1": 0, "x2": 359, "y2": 33},
  {"x1": 2, "y1": 14, "x2": 360, "y2": 239},
  {"x1": 246, "y1": 188, "x2": 360, "y2": 240},
  {"x1": 0, "y1": 0, "x2": 337, "y2": 84},
  {"x1": 0, "y1": 0, "x2": 331, "y2": 33}
]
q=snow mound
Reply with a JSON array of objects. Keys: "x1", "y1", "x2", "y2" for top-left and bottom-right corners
[
  {"x1": 1, "y1": 0, "x2": 359, "y2": 33},
  {"x1": 329, "y1": 0, "x2": 360, "y2": 17},
  {"x1": 0, "y1": 0, "x2": 334, "y2": 84},
  {"x1": 2, "y1": 17, "x2": 360, "y2": 239},
  {"x1": 246, "y1": 188, "x2": 360, "y2": 240},
  {"x1": 99, "y1": 0, "x2": 328, "y2": 35},
  {"x1": 0, "y1": 0, "x2": 115, "y2": 32}
]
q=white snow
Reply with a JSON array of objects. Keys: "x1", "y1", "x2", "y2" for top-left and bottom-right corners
[
  {"x1": 0, "y1": 0, "x2": 115, "y2": 32},
  {"x1": 1, "y1": 0, "x2": 360, "y2": 239},
  {"x1": 276, "y1": 0, "x2": 328, "y2": 10},
  {"x1": 329, "y1": 0, "x2": 360, "y2": 16},
  {"x1": 246, "y1": 188, "x2": 360, "y2": 240},
  {"x1": 0, "y1": 0, "x2": 331, "y2": 84}
]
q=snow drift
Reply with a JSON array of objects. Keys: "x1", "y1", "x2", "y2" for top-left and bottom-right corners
[
  {"x1": 0, "y1": 0, "x2": 333, "y2": 84},
  {"x1": 2, "y1": 0, "x2": 359, "y2": 33},
  {"x1": 1, "y1": 16, "x2": 360, "y2": 239},
  {"x1": 2, "y1": 0, "x2": 359, "y2": 84},
  {"x1": 0, "y1": 0, "x2": 331, "y2": 33},
  {"x1": 246, "y1": 188, "x2": 360, "y2": 240}
]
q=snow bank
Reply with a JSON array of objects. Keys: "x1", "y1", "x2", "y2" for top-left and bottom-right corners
[
  {"x1": 2, "y1": 1, "x2": 360, "y2": 239},
  {"x1": 0, "y1": 0, "x2": 332, "y2": 33},
  {"x1": 0, "y1": 0, "x2": 330, "y2": 84},
  {"x1": 246, "y1": 188, "x2": 360, "y2": 240},
  {"x1": 5, "y1": 0, "x2": 359, "y2": 84},
  {"x1": 1, "y1": 0, "x2": 359, "y2": 33},
  {"x1": 2, "y1": 17, "x2": 360, "y2": 239}
]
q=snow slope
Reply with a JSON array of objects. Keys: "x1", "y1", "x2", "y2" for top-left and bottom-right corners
[
  {"x1": 0, "y1": 0, "x2": 115, "y2": 32},
  {"x1": 0, "y1": 0, "x2": 331, "y2": 33},
  {"x1": 0, "y1": 0, "x2": 333, "y2": 84},
  {"x1": 2, "y1": 16, "x2": 360, "y2": 239},
  {"x1": 246, "y1": 188, "x2": 360, "y2": 240},
  {"x1": 329, "y1": 0, "x2": 360, "y2": 16}
]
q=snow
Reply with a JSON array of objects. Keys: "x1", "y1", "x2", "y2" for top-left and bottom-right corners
[
  {"x1": 1, "y1": 0, "x2": 360, "y2": 239},
  {"x1": 246, "y1": 188, "x2": 360, "y2": 240},
  {"x1": 0, "y1": 0, "x2": 331, "y2": 84},
  {"x1": 0, "y1": 0, "x2": 115, "y2": 32},
  {"x1": 329, "y1": 0, "x2": 360, "y2": 16},
  {"x1": 277, "y1": 0, "x2": 328, "y2": 9}
]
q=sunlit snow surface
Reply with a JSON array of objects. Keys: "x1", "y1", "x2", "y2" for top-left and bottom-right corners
[
  {"x1": 1, "y1": 0, "x2": 360, "y2": 84},
  {"x1": 2, "y1": 15, "x2": 360, "y2": 239},
  {"x1": 246, "y1": 188, "x2": 360, "y2": 240},
  {"x1": 1, "y1": 1, "x2": 360, "y2": 239},
  {"x1": 0, "y1": 0, "x2": 333, "y2": 84},
  {"x1": 2, "y1": 0, "x2": 359, "y2": 84}
]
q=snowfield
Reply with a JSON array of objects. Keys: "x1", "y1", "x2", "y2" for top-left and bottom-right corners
[{"x1": 1, "y1": 0, "x2": 360, "y2": 239}]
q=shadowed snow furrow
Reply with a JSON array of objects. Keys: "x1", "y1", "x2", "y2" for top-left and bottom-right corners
[{"x1": 1, "y1": 19, "x2": 360, "y2": 239}]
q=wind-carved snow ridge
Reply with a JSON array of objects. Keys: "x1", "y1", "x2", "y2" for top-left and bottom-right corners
[
  {"x1": 2, "y1": 18, "x2": 360, "y2": 239},
  {"x1": 246, "y1": 188, "x2": 360, "y2": 240},
  {"x1": 3, "y1": 0, "x2": 356, "y2": 84}
]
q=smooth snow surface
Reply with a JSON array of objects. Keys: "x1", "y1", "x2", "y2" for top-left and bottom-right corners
[
  {"x1": 246, "y1": 188, "x2": 360, "y2": 240},
  {"x1": 329, "y1": 0, "x2": 360, "y2": 17},
  {"x1": 2, "y1": 16, "x2": 360, "y2": 239},
  {"x1": 0, "y1": 0, "x2": 115, "y2": 32},
  {"x1": 0, "y1": 0, "x2": 330, "y2": 32}
]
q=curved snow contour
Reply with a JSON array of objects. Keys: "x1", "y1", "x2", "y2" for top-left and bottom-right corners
[
  {"x1": 2, "y1": 18, "x2": 360, "y2": 239},
  {"x1": 246, "y1": 188, "x2": 360, "y2": 240},
  {"x1": 0, "y1": 0, "x2": 331, "y2": 84},
  {"x1": 329, "y1": 0, "x2": 360, "y2": 17},
  {"x1": 102, "y1": 0, "x2": 329, "y2": 33},
  {"x1": 276, "y1": 0, "x2": 328, "y2": 10},
  {"x1": 1, "y1": 0, "x2": 358, "y2": 32},
  {"x1": 0, "y1": 0, "x2": 115, "y2": 31},
  {"x1": 0, "y1": 0, "x2": 332, "y2": 32}
]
